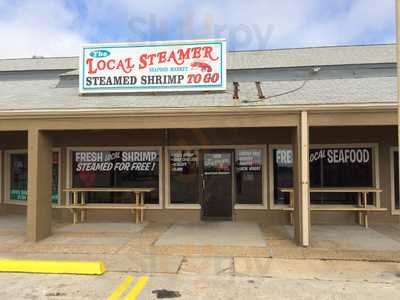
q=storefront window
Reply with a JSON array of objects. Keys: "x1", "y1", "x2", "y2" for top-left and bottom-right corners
[
  {"x1": 169, "y1": 150, "x2": 199, "y2": 204},
  {"x1": 51, "y1": 152, "x2": 59, "y2": 203},
  {"x1": 309, "y1": 147, "x2": 373, "y2": 205},
  {"x1": 9, "y1": 152, "x2": 59, "y2": 204},
  {"x1": 272, "y1": 148, "x2": 293, "y2": 205},
  {"x1": 393, "y1": 151, "x2": 399, "y2": 210},
  {"x1": 10, "y1": 153, "x2": 28, "y2": 201},
  {"x1": 235, "y1": 149, "x2": 263, "y2": 205},
  {"x1": 272, "y1": 146, "x2": 375, "y2": 206},
  {"x1": 71, "y1": 150, "x2": 159, "y2": 204}
]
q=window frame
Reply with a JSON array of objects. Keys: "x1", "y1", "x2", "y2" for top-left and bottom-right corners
[
  {"x1": 165, "y1": 145, "x2": 267, "y2": 210},
  {"x1": 66, "y1": 146, "x2": 163, "y2": 209},
  {"x1": 269, "y1": 143, "x2": 380, "y2": 210},
  {"x1": 390, "y1": 147, "x2": 400, "y2": 215},
  {"x1": 4, "y1": 148, "x2": 61, "y2": 206}
]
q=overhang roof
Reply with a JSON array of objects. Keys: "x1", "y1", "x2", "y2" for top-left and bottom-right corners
[
  {"x1": 0, "y1": 76, "x2": 396, "y2": 112},
  {"x1": 0, "y1": 44, "x2": 397, "y2": 114}
]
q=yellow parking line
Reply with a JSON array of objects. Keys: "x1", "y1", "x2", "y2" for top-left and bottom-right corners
[
  {"x1": 124, "y1": 276, "x2": 149, "y2": 300},
  {"x1": 107, "y1": 276, "x2": 134, "y2": 300}
]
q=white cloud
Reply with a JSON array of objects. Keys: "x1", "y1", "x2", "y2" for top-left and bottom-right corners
[
  {"x1": 296, "y1": 0, "x2": 395, "y2": 47},
  {"x1": 0, "y1": 0, "x2": 395, "y2": 58},
  {"x1": 0, "y1": 0, "x2": 86, "y2": 58},
  {"x1": 176, "y1": 0, "x2": 395, "y2": 49}
]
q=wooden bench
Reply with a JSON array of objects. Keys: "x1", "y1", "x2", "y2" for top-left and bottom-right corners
[
  {"x1": 56, "y1": 188, "x2": 154, "y2": 224},
  {"x1": 279, "y1": 187, "x2": 386, "y2": 228}
]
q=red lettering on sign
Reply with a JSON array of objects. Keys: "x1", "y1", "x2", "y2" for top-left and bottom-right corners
[
  {"x1": 203, "y1": 46, "x2": 219, "y2": 61},
  {"x1": 191, "y1": 47, "x2": 201, "y2": 59},
  {"x1": 86, "y1": 58, "x2": 96, "y2": 74},
  {"x1": 86, "y1": 58, "x2": 135, "y2": 74},
  {"x1": 177, "y1": 48, "x2": 191, "y2": 62},
  {"x1": 138, "y1": 46, "x2": 220, "y2": 69},
  {"x1": 158, "y1": 51, "x2": 167, "y2": 64}
]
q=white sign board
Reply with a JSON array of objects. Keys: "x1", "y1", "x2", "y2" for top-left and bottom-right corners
[{"x1": 79, "y1": 39, "x2": 226, "y2": 94}]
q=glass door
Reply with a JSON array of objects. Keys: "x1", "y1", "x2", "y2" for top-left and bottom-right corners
[{"x1": 201, "y1": 150, "x2": 233, "y2": 220}]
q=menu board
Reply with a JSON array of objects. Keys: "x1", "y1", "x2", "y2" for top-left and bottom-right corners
[
  {"x1": 170, "y1": 151, "x2": 198, "y2": 173},
  {"x1": 236, "y1": 150, "x2": 262, "y2": 172}
]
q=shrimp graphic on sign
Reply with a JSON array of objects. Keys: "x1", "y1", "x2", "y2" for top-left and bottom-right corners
[{"x1": 191, "y1": 61, "x2": 213, "y2": 72}]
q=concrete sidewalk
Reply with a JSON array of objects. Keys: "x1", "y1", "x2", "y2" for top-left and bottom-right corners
[
  {"x1": 0, "y1": 215, "x2": 400, "y2": 262},
  {"x1": 0, "y1": 216, "x2": 400, "y2": 299}
]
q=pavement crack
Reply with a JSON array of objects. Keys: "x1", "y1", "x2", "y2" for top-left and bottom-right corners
[{"x1": 176, "y1": 257, "x2": 186, "y2": 274}]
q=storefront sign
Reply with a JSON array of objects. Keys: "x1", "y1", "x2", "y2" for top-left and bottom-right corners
[
  {"x1": 275, "y1": 148, "x2": 370, "y2": 165},
  {"x1": 72, "y1": 150, "x2": 159, "y2": 202},
  {"x1": 79, "y1": 39, "x2": 226, "y2": 94},
  {"x1": 309, "y1": 148, "x2": 370, "y2": 164},
  {"x1": 74, "y1": 151, "x2": 158, "y2": 172}
]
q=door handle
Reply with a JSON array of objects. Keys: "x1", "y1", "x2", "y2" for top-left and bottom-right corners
[{"x1": 202, "y1": 178, "x2": 205, "y2": 191}]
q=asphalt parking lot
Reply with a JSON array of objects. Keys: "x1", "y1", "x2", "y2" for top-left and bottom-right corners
[{"x1": 0, "y1": 268, "x2": 399, "y2": 300}]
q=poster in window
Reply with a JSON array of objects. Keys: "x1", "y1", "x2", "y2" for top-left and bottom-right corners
[
  {"x1": 203, "y1": 153, "x2": 231, "y2": 175},
  {"x1": 9, "y1": 152, "x2": 59, "y2": 204},
  {"x1": 51, "y1": 152, "x2": 59, "y2": 204},
  {"x1": 10, "y1": 154, "x2": 28, "y2": 201}
]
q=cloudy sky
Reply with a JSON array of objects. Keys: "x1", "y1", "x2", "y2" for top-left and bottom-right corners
[{"x1": 0, "y1": 0, "x2": 396, "y2": 58}]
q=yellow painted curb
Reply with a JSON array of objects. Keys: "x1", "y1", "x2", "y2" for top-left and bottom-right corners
[{"x1": 0, "y1": 259, "x2": 106, "y2": 275}]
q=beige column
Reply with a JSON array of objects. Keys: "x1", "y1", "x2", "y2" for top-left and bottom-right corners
[
  {"x1": 26, "y1": 129, "x2": 53, "y2": 241},
  {"x1": 292, "y1": 111, "x2": 311, "y2": 247}
]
